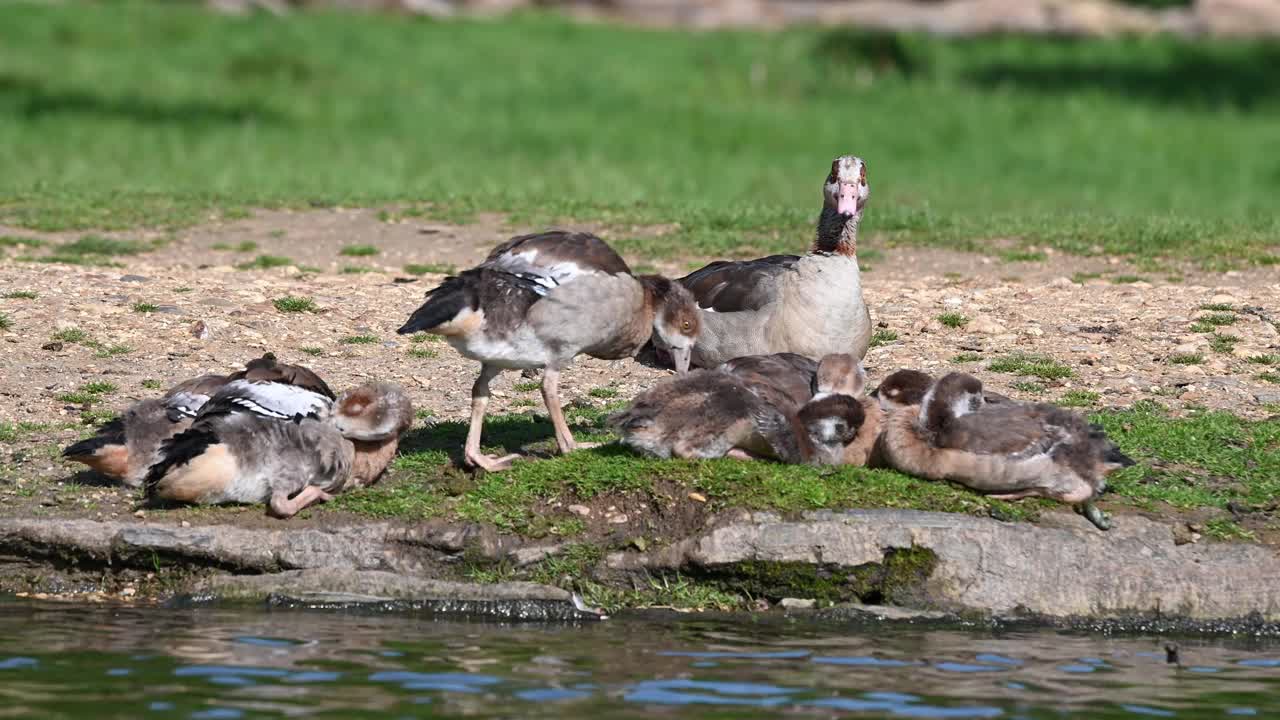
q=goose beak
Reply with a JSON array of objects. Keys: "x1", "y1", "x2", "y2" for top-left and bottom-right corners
[
  {"x1": 836, "y1": 182, "x2": 861, "y2": 217},
  {"x1": 670, "y1": 345, "x2": 692, "y2": 375}
]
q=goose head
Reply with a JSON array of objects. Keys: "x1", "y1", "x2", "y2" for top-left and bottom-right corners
[
  {"x1": 874, "y1": 369, "x2": 935, "y2": 412},
  {"x1": 814, "y1": 353, "x2": 867, "y2": 398},
  {"x1": 642, "y1": 276, "x2": 701, "y2": 374},
  {"x1": 824, "y1": 155, "x2": 870, "y2": 218},
  {"x1": 796, "y1": 394, "x2": 865, "y2": 465},
  {"x1": 919, "y1": 372, "x2": 985, "y2": 434},
  {"x1": 332, "y1": 382, "x2": 415, "y2": 441}
]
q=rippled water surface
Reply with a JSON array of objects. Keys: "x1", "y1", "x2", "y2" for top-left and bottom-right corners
[{"x1": 1, "y1": 600, "x2": 1278, "y2": 718}]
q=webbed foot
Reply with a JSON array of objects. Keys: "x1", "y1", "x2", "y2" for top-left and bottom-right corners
[
  {"x1": 1077, "y1": 501, "x2": 1112, "y2": 531},
  {"x1": 465, "y1": 450, "x2": 522, "y2": 472}
]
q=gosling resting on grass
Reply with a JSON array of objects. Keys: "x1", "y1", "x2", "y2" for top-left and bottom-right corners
[{"x1": 876, "y1": 371, "x2": 1133, "y2": 530}]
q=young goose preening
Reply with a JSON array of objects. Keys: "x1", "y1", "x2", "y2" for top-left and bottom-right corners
[
  {"x1": 878, "y1": 372, "x2": 1134, "y2": 531},
  {"x1": 145, "y1": 359, "x2": 412, "y2": 517},
  {"x1": 673, "y1": 155, "x2": 872, "y2": 368},
  {"x1": 61, "y1": 370, "x2": 248, "y2": 486},
  {"x1": 397, "y1": 231, "x2": 700, "y2": 471}
]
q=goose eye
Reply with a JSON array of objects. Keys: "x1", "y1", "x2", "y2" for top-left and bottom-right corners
[{"x1": 681, "y1": 320, "x2": 691, "y2": 332}]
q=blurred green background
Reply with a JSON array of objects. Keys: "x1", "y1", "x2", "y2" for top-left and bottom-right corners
[{"x1": 1, "y1": 1, "x2": 1277, "y2": 265}]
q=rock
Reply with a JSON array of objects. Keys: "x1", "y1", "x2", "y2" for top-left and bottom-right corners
[
  {"x1": 119, "y1": 275, "x2": 148, "y2": 283},
  {"x1": 968, "y1": 316, "x2": 1007, "y2": 335},
  {"x1": 509, "y1": 544, "x2": 563, "y2": 567},
  {"x1": 1199, "y1": 0, "x2": 1280, "y2": 36},
  {"x1": 133, "y1": 510, "x2": 146, "y2": 519},
  {"x1": 607, "y1": 513, "x2": 629, "y2": 525},
  {"x1": 1209, "y1": 293, "x2": 1237, "y2": 306},
  {"x1": 1256, "y1": 391, "x2": 1280, "y2": 405},
  {"x1": 1171, "y1": 524, "x2": 1199, "y2": 546},
  {"x1": 120, "y1": 587, "x2": 136, "y2": 597},
  {"x1": 41, "y1": 342, "x2": 64, "y2": 352},
  {"x1": 567, "y1": 504, "x2": 592, "y2": 518},
  {"x1": 1173, "y1": 341, "x2": 1203, "y2": 355},
  {"x1": 779, "y1": 597, "x2": 816, "y2": 610},
  {"x1": 688, "y1": 492, "x2": 707, "y2": 503}
]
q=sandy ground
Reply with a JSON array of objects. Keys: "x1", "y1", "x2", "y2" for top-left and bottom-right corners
[{"x1": 1, "y1": 207, "x2": 1277, "y2": 522}]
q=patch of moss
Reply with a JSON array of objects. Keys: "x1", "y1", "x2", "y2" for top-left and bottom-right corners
[
  {"x1": 403, "y1": 262, "x2": 456, "y2": 276},
  {"x1": 951, "y1": 352, "x2": 982, "y2": 363},
  {"x1": 1058, "y1": 389, "x2": 1100, "y2": 408},
  {"x1": 339, "y1": 334, "x2": 379, "y2": 344},
  {"x1": 273, "y1": 296, "x2": 317, "y2": 313},
  {"x1": 236, "y1": 254, "x2": 293, "y2": 270},
  {"x1": 2, "y1": 290, "x2": 37, "y2": 300},
  {"x1": 937, "y1": 312, "x2": 968, "y2": 328},
  {"x1": 340, "y1": 244, "x2": 379, "y2": 257}
]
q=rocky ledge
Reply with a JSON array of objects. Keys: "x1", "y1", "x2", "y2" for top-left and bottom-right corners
[{"x1": 2, "y1": 510, "x2": 1277, "y2": 627}]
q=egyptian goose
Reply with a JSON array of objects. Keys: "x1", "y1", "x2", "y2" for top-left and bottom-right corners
[
  {"x1": 397, "y1": 231, "x2": 700, "y2": 471},
  {"x1": 809, "y1": 353, "x2": 882, "y2": 467},
  {"x1": 673, "y1": 155, "x2": 871, "y2": 368},
  {"x1": 144, "y1": 357, "x2": 411, "y2": 517},
  {"x1": 61, "y1": 370, "x2": 245, "y2": 486},
  {"x1": 872, "y1": 368, "x2": 1011, "y2": 413},
  {"x1": 610, "y1": 352, "x2": 871, "y2": 466},
  {"x1": 876, "y1": 371, "x2": 1133, "y2": 530}
]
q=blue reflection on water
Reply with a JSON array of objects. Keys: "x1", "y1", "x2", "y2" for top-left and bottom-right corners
[
  {"x1": 369, "y1": 671, "x2": 503, "y2": 693},
  {"x1": 625, "y1": 679, "x2": 794, "y2": 707},
  {"x1": 935, "y1": 662, "x2": 1007, "y2": 673},
  {"x1": 813, "y1": 655, "x2": 919, "y2": 667},
  {"x1": 0, "y1": 657, "x2": 37, "y2": 670},
  {"x1": 658, "y1": 650, "x2": 810, "y2": 660},
  {"x1": 1119, "y1": 704, "x2": 1175, "y2": 717},
  {"x1": 515, "y1": 688, "x2": 593, "y2": 702}
]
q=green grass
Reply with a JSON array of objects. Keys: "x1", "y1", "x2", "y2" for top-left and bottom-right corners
[
  {"x1": 1011, "y1": 381, "x2": 1045, "y2": 394},
  {"x1": 236, "y1": 254, "x2": 293, "y2": 270},
  {"x1": 1200, "y1": 302, "x2": 1234, "y2": 312},
  {"x1": 513, "y1": 381, "x2": 541, "y2": 393},
  {"x1": 131, "y1": 302, "x2": 158, "y2": 313},
  {"x1": 868, "y1": 329, "x2": 898, "y2": 348},
  {"x1": 403, "y1": 263, "x2": 456, "y2": 276},
  {"x1": 141, "y1": 379, "x2": 163, "y2": 390},
  {"x1": 340, "y1": 265, "x2": 374, "y2": 274},
  {"x1": 0, "y1": 4, "x2": 1277, "y2": 268},
  {"x1": 937, "y1": 312, "x2": 968, "y2": 328},
  {"x1": 1169, "y1": 353, "x2": 1204, "y2": 365},
  {"x1": 55, "y1": 380, "x2": 117, "y2": 405},
  {"x1": 339, "y1": 334, "x2": 379, "y2": 344},
  {"x1": 999, "y1": 248, "x2": 1046, "y2": 263},
  {"x1": 988, "y1": 353, "x2": 1073, "y2": 380},
  {"x1": 1093, "y1": 401, "x2": 1280, "y2": 510},
  {"x1": 273, "y1": 296, "x2": 317, "y2": 313},
  {"x1": 300, "y1": 346, "x2": 325, "y2": 356},
  {"x1": 408, "y1": 346, "x2": 437, "y2": 359},
  {"x1": 1111, "y1": 274, "x2": 1147, "y2": 284},
  {"x1": 51, "y1": 328, "x2": 90, "y2": 344},
  {"x1": 1191, "y1": 312, "x2": 1238, "y2": 333},
  {"x1": 1202, "y1": 517, "x2": 1256, "y2": 542},
  {"x1": 0, "y1": 312, "x2": 10, "y2": 331},
  {"x1": 1071, "y1": 271, "x2": 1103, "y2": 284},
  {"x1": 1058, "y1": 389, "x2": 1101, "y2": 407},
  {"x1": 951, "y1": 352, "x2": 982, "y2": 363},
  {"x1": 339, "y1": 244, "x2": 379, "y2": 257},
  {"x1": 2, "y1": 290, "x2": 38, "y2": 299},
  {"x1": 0, "y1": 235, "x2": 44, "y2": 248},
  {"x1": 212, "y1": 240, "x2": 258, "y2": 252},
  {"x1": 1259, "y1": 372, "x2": 1280, "y2": 384},
  {"x1": 1208, "y1": 333, "x2": 1239, "y2": 354},
  {"x1": 588, "y1": 387, "x2": 619, "y2": 399},
  {"x1": 1246, "y1": 354, "x2": 1279, "y2": 365}
]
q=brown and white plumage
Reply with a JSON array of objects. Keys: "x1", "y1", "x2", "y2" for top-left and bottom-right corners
[
  {"x1": 610, "y1": 352, "x2": 874, "y2": 466},
  {"x1": 673, "y1": 156, "x2": 872, "y2": 368},
  {"x1": 61, "y1": 371, "x2": 239, "y2": 486},
  {"x1": 398, "y1": 231, "x2": 700, "y2": 471},
  {"x1": 145, "y1": 357, "x2": 412, "y2": 518},
  {"x1": 877, "y1": 371, "x2": 1134, "y2": 530}
]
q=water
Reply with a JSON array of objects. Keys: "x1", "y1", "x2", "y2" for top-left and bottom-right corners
[{"x1": 1, "y1": 600, "x2": 1278, "y2": 719}]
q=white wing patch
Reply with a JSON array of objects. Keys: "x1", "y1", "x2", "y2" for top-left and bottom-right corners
[
  {"x1": 165, "y1": 391, "x2": 211, "y2": 418},
  {"x1": 220, "y1": 379, "x2": 332, "y2": 420},
  {"x1": 492, "y1": 248, "x2": 589, "y2": 290}
]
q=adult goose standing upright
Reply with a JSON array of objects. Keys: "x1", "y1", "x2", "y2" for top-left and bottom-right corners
[
  {"x1": 398, "y1": 231, "x2": 701, "y2": 471},
  {"x1": 876, "y1": 371, "x2": 1133, "y2": 530},
  {"x1": 675, "y1": 155, "x2": 872, "y2": 368}
]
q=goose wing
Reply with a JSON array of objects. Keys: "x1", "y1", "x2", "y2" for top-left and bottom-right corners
[
  {"x1": 198, "y1": 379, "x2": 333, "y2": 424},
  {"x1": 937, "y1": 403, "x2": 1070, "y2": 458},
  {"x1": 678, "y1": 255, "x2": 799, "y2": 313},
  {"x1": 484, "y1": 231, "x2": 631, "y2": 291}
]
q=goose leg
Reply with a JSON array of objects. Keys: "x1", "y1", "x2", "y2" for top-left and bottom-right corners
[
  {"x1": 269, "y1": 486, "x2": 334, "y2": 518},
  {"x1": 465, "y1": 364, "x2": 521, "y2": 472},
  {"x1": 541, "y1": 368, "x2": 598, "y2": 454}
]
